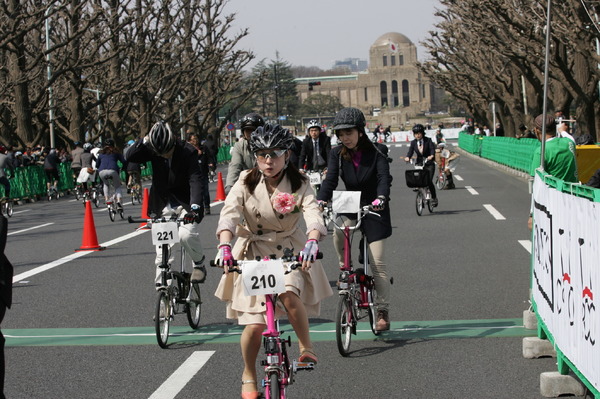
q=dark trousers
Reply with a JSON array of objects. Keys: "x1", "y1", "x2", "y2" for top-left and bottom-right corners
[
  {"x1": 201, "y1": 175, "x2": 210, "y2": 207},
  {"x1": 424, "y1": 163, "x2": 437, "y2": 199}
]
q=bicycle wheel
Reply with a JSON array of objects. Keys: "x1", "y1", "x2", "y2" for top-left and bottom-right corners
[
  {"x1": 108, "y1": 205, "x2": 116, "y2": 222},
  {"x1": 335, "y1": 294, "x2": 353, "y2": 357},
  {"x1": 155, "y1": 290, "x2": 171, "y2": 349},
  {"x1": 119, "y1": 208, "x2": 125, "y2": 219},
  {"x1": 186, "y1": 282, "x2": 202, "y2": 329},
  {"x1": 92, "y1": 191, "x2": 99, "y2": 208},
  {"x1": 427, "y1": 193, "x2": 435, "y2": 213},
  {"x1": 368, "y1": 288, "x2": 380, "y2": 336},
  {"x1": 136, "y1": 189, "x2": 142, "y2": 204},
  {"x1": 415, "y1": 191, "x2": 424, "y2": 216},
  {"x1": 6, "y1": 201, "x2": 13, "y2": 218},
  {"x1": 268, "y1": 372, "x2": 280, "y2": 399},
  {"x1": 436, "y1": 173, "x2": 447, "y2": 190}
]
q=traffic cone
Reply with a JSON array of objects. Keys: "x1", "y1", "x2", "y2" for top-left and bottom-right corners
[
  {"x1": 139, "y1": 187, "x2": 150, "y2": 229},
  {"x1": 214, "y1": 172, "x2": 226, "y2": 201},
  {"x1": 75, "y1": 201, "x2": 105, "y2": 251},
  {"x1": 393, "y1": 135, "x2": 396, "y2": 142},
  {"x1": 405, "y1": 135, "x2": 409, "y2": 142}
]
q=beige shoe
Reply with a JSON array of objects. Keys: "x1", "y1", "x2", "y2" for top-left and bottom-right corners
[{"x1": 375, "y1": 309, "x2": 390, "y2": 331}]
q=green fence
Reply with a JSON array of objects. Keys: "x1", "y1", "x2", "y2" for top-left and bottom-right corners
[
  {"x1": 217, "y1": 145, "x2": 232, "y2": 163},
  {"x1": 458, "y1": 132, "x2": 540, "y2": 173}
]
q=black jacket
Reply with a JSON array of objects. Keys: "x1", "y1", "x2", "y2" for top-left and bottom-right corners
[
  {"x1": 126, "y1": 139, "x2": 204, "y2": 216},
  {"x1": 406, "y1": 136, "x2": 436, "y2": 166},
  {"x1": 299, "y1": 133, "x2": 331, "y2": 170},
  {"x1": 318, "y1": 143, "x2": 392, "y2": 243},
  {"x1": 0, "y1": 216, "x2": 12, "y2": 309}
]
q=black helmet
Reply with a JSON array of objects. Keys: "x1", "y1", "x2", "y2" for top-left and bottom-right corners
[
  {"x1": 74, "y1": 141, "x2": 82, "y2": 147},
  {"x1": 147, "y1": 121, "x2": 176, "y2": 155},
  {"x1": 333, "y1": 107, "x2": 366, "y2": 131},
  {"x1": 240, "y1": 113, "x2": 265, "y2": 131},
  {"x1": 412, "y1": 124, "x2": 425, "y2": 134},
  {"x1": 104, "y1": 138, "x2": 115, "y2": 147},
  {"x1": 250, "y1": 123, "x2": 293, "y2": 152}
]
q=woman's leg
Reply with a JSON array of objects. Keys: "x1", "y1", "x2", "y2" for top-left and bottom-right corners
[
  {"x1": 240, "y1": 324, "x2": 265, "y2": 394},
  {"x1": 367, "y1": 239, "x2": 389, "y2": 311},
  {"x1": 279, "y1": 291, "x2": 312, "y2": 355}
]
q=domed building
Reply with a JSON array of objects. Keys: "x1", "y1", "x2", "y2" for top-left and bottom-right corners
[{"x1": 296, "y1": 32, "x2": 438, "y2": 128}]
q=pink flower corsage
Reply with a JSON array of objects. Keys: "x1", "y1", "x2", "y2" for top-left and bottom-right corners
[{"x1": 272, "y1": 192, "x2": 300, "y2": 214}]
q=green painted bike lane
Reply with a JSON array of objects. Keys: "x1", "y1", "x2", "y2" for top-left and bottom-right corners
[{"x1": 5, "y1": 318, "x2": 535, "y2": 347}]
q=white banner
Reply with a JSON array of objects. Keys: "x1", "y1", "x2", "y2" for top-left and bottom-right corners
[{"x1": 532, "y1": 174, "x2": 600, "y2": 389}]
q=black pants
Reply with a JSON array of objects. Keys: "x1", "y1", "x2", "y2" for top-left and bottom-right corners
[
  {"x1": 424, "y1": 163, "x2": 437, "y2": 199},
  {"x1": 0, "y1": 303, "x2": 6, "y2": 399}
]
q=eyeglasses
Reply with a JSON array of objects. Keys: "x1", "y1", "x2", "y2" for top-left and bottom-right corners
[{"x1": 255, "y1": 149, "x2": 287, "y2": 161}]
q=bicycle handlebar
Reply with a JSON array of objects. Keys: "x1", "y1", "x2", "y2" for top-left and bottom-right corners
[
  {"x1": 209, "y1": 249, "x2": 323, "y2": 272},
  {"x1": 127, "y1": 215, "x2": 186, "y2": 224}
]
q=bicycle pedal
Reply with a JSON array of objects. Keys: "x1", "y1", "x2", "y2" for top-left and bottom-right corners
[{"x1": 294, "y1": 361, "x2": 315, "y2": 371}]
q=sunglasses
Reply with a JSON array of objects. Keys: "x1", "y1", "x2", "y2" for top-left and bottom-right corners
[{"x1": 255, "y1": 149, "x2": 287, "y2": 161}]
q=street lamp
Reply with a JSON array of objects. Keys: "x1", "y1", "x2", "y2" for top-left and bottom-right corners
[{"x1": 45, "y1": 5, "x2": 56, "y2": 148}]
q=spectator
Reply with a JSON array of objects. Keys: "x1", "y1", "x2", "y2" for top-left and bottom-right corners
[
  {"x1": 495, "y1": 123, "x2": 504, "y2": 137},
  {"x1": 557, "y1": 122, "x2": 576, "y2": 143},
  {"x1": 530, "y1": 113, "x2": 578, "y2": 182},
  {"x1": 0, "y1": 148, "x2": 13, "y2": 200},
  {"x1": 187, "y1": 133, "x2": 211, "y2": 215},
  {"x1": 517, "y1": 124, "x2": 535, "y2": 139}
]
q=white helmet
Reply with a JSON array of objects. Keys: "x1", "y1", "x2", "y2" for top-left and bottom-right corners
[{"x1": 306, "y1": 119, "x2": 321, "y2": 133}]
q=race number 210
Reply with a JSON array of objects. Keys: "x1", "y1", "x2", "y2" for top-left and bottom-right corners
[{"x1": 251, "y1": 274, "x2": 276, "y2": 290}]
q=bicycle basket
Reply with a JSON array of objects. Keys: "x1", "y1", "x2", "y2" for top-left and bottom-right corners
[{"x1": 405, "y1": 169, "x2": 430, "y2": 188}]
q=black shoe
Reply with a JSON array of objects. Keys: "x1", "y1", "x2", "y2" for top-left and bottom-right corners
[
  {"x1": 204, "y1": 207, "x2": 211, "y2": 215},
  {"x1": 431, "y1": 198, "x2": 439, "y2": 207},
  {"x1": 191, "y1": 265, "x2": 206, "y2": 283}
]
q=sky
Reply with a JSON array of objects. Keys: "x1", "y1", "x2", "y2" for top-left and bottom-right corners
[{"x1": 223, "y1": 0, "x2": 443, "y2": 70}]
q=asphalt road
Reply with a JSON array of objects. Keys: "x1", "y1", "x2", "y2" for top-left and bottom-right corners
[{"x1": 3, "y1": 142, "x2": 571, "y2": 398}]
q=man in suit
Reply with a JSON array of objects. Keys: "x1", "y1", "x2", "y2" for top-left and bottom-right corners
[
  {"x1": 0, "y1": 214, "x2": 12, "y2": 399},
  {"x1": 404, "y1": 124, "x2": 438, "y2": 206},
  {"x1": 299, "y1": 120, "x2": 331, "y2": 172},
  {"x1": 126, "y1": 121, "x2": 208, "y2": 285}
]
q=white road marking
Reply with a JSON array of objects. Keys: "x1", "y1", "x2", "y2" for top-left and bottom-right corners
[
  {"x1": 483, "y1": 204, "x2": 506, "y2": 220},
  {"x1": 12, "y1": 229, "x2": 148, "y2": 283},
  {"x1": 519, "y1": 240, "x2": 532, "y2": 254},
  {"x1": 454, "y1": 175, "x2": 464, "y2": 181},
  {"x1": 148, "y1": 351, "x2": 215, "y2": 399},
  {"x1": 8, "y1": 223, "x2": 54, "y2": 236},
  {"x1": 465, "y1": 186, "x2": 479, "y2": 195}
]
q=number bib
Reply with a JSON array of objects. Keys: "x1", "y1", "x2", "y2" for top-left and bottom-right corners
[
  {"x1": 151, "y1": 221, "x2": 179, "y2": 245},
  {"x1": 308, "y1": 172, "x2": 322, "y2": 185},
  {"x1": 242, "y1": 260, "x2": 286, "y2": 296}
]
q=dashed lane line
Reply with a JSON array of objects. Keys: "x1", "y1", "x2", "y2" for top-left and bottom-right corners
[
  {"x1": 12, "y1": 229, "x2": 148, "y2": 283},
  {"x1": 465, "y1": 185, "x2": 479, "y2": 195},
  {"x1": 519, "y1": 240, "x2": 532, "y2": 254},
  {"x1": 8, "y1": 223, "x2": 54, "y2": 236},
  {"x1": 454, "y1": 175, "x2": 464, "y2": 181},
  {"x1": 149, "y1": 351, "x2": 215, "y2": 399},
  {"x1": 483, "y1": 204, "x2": 506, "y2": 220}
]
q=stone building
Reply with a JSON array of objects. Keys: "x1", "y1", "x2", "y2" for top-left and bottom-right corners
[{"x1": 296, "y1": 32, "x2": 439, "y2": 128}]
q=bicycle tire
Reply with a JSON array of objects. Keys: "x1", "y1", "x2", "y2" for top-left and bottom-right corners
[
  {"x1": 92, "y1": 192, "x2": 99, "y2": 208},
  {"x1": 436, "y1": 173, "x2": 447, "y2": 190},
  {"x1": 368, "y1": 288, "x2": 380, "y2": 336},
  {"x1": 119, "y1": 208, "x2": 124, "y2": 219},
  {"x1": 108, "y1": 206, "x2": 115, "y2": 222},
  {"x1": 186, "y1": 282, "x2": 202, "y2": 329},
  {"x1": 131, "y1": 193, "x2": 135, "y2": 206},
  {"x1": 415, "y1": 191, "x2": 424, "y2": 216},
  {"x1": 427, "y1": 195, "x2": 435, "y2": 213},
  {"x1": 268, "y1": 372, "x2": 280, "y2": 399},
  {"x1": 155, "y1": 290, "x2": 170, "y2": 349},
  {"x1": 335, "y1": 294, "x2": 353, "y2": 357},
  {"x1": 6, "y1": 201, "x2": 13, "y2": 218},
  {"x1": 136, "y1": 190, "x2": 142, "y2": 204}
]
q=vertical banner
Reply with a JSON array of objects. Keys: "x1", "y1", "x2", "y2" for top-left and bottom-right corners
[{"x1": 532, "y1": 174, "x2": 599, "y2": 389}]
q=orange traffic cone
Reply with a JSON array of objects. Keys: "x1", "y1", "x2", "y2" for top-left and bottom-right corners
[
  {"x1": 393, "y1": 135, "x2": 396, "y2": 142},
  {"x1": 405, "y1": 135, "x2": 409, "y2": 142},
  {"x1": 214, "y1": 172, "x2": 226, "y2": 201},
  {"x1": 75, "y1": 201, "x2": 105, "y2": 251},
  {"x1": 139, "y1": 187, "x2": 150, "y2": 229}
]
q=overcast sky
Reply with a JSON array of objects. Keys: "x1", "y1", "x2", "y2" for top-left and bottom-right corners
[{"x1": 223, "y1": 0, "x2": 443, "y2": 70}]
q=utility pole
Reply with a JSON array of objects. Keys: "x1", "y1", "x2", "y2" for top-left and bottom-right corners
[
  {"x1": 274, "y1": 63, "x2": 280, "y2": 123},
  {"x1": 45, "y1": 5, "x2": 56, "y2": 148}
]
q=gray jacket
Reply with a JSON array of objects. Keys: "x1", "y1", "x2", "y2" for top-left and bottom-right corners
[{"x1": 225, "y1": 139, "x2": 255, "y2": 190}]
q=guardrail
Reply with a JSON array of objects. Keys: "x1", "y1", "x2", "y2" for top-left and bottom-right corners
[{"x1": 531, "y1": 170, "x2": 600, "y2": 396}]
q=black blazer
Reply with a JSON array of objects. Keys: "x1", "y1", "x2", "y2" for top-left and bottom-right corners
[
  {"x1": 299, "y1": 133, "x2": 331, "y2": 170},
  {"x1": 318, "y1": 144, "x2": 392, "y2": 243},
  {"x1": 406, "y1": 136, "x2": 436, "y2": 166},
  {"x1": 126, "y1": 140, "x2": 204, "y2": 216},
  {"x1": 0, "y1": 215, "x2": 12, "y2": 309}
]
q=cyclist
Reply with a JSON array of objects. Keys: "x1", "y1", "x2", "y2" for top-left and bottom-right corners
[
  {"x1": 214, "y1": 123, "x2": 332, "y2": 399},
  {"x1": 70, "y1": 141, "x2": 84, "y2": 184},
  {"x1": 404, "y1": 124, "x2": 438, "y2": 207},
  {"x1": 123, "y1": 140, "x2": 142, "y2": 194},
  {"x1": 43, "y1": 148, "x2": 60, "y2": 195},
  {"x1": 299, "y1": 120, "x2": 330, "y2": 173},
  {"x1": 317, "y1": 107, "x2": 393, "y2": 331},
  {"x1": 96, "y1": 138, "x2": 126, "y2": 210},
  {"x1": 0, "y1": 147, "x2": 13, "y2": 200},
  {"x1": 435, "y1": 142, "x2": 459, "y2": 190},
  {"x1": 225, "y1": 112, "x2": 265, "y2": 193},
  {"x1": 76, "y1": 143, "x2": 96, "y2": 192},
  {"x1": 126, "y1": 121, "x2": 207, "y2": 285}
]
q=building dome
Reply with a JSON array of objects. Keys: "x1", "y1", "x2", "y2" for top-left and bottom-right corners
[{"x1": 371, "y1": 32, "x2": 413, "y2": 49}]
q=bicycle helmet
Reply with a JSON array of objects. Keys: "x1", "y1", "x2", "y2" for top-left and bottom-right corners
[
  {"x1": 104, "y1": 138, "x2": 115, "y2": 147},
  {"x1": 147, "y1": 121, "x2": 176, "y2": 155},
  {"x1": 332, "y1": 107, "x2": 366, "y2": 131},
  {"x1": 83, "y1": 143, "x2": 92, "y2": 151},
  {"x1": 127, "y1": 140, "x2": 135, "y2": 146},
  {"x1": 306, "y1": 119, "x2": 321, "y2": 132},
  {"x1": 250, "y1": 123, "x2": 293, "y2": 152},
  {"x1": 240, "y1": 113, "x2": 265, "y2": 131},
  {"x1": 412, "y1": 124, "x2": 425, "y2": 134}
]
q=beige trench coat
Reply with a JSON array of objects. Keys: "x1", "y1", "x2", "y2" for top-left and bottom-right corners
[{"x1": 214, "y1": 170, "x2": 333, "y2": 324}]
